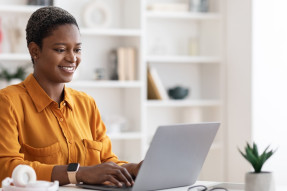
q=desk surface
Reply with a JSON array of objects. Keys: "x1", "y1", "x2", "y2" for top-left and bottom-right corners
[
  {"x1": 0, "y1": 181, "x2": 244, "y2": 191},
  {"x1": 58, "y1": 181, "x2": 244, "y2": 191},
  {"x1": 3, "y1": 181, "x2": 287, "y2": 190}
]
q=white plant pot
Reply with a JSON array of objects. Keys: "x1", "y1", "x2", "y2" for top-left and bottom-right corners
[
  {"x1": 8, "y1": 78, "x2": 22, "y2": 85},
  {"x1": 0, "y1": 79, "x2": 8, "y2": 89},
  {"x1": 245, "y1": 172, "x2": 275, "y2": 191}
]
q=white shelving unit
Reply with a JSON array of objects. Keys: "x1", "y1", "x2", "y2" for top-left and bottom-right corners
[
  {"x1": 80, "y1": 28, "x2": 142, "y2": 37},
  {"x1": 109, "y1": 132, "x2": 142, "y2": 140},
  {"x1": 146, "y1": 100, "x2": 222, "y2": 107},
  {"x1": 144, "y1": 0, "x2": 225, "y2": 181},
  {"x1": 0, "y1": 0, "x2": 226, "y2": 181},
  {"x1": 68, "y1": 81, "x2": 142, "y2": 89},
  {"x1": 146, "y1": 11, "x2": 222, "y2": 20},
  {"x1": 0, "y1": 53, "x2": 30, "y2": 61},
  {"x1": 146, "y1": 55, "x2": 222, "y2": 63},
  {"x1": 0, "y1": 5, "x2": 42, "y2": 14}
]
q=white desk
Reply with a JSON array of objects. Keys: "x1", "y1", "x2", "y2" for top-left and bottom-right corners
[
  {"x1": 58, "y1": 181, "x2": 244, "y2": 191},
  {"x1": 0, "y1": 181, "x2": 243, "y2": 191},
  {"x1": 2, "y1": 181, "x2": 287, "y2": 190}
]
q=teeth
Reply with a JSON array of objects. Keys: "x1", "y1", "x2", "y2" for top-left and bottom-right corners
[{"x1": 60, "y1": 66, "x2": 74, "y2": 71}]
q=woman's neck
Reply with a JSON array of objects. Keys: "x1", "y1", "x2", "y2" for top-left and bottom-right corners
[{"x1": 33, "y1": 73, "x2": 65, "y2": 105}]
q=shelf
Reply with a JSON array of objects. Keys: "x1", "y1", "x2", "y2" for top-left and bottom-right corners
[
  {"x1": 108, "y1": 132, "x2": 142, "y2": 140},
  {"x1": 0, "y1": 5, "x2": 42, "y2": 14},
  {"x1": 146, "y1": 99, "x2": 221, "y2": 107},
  {"x1": 0, "y1": 53, "x2": 31, "y2": 62},
  {"x1": 146, "y1": 55, "x2": 221, "y2": 63},
  {"x1": 146, "y1": 12, "x2": 222, "y2": 20},
  {"x1": 67, "y1": 80, "x2": 142, "y2": 88},
  {"x1": 80, "y1": 28, "x2": 142, "y2": 37}
]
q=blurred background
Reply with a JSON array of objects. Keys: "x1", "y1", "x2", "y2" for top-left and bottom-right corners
[{"x1": 0, "y1": 0, "x2": 286, "y2": 188}]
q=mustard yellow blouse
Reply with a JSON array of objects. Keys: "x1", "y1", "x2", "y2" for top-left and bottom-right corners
[{"x1": 0, "y1": 74, "x2": 125, "y2": 186}]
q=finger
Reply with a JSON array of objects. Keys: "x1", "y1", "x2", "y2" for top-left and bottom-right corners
[
  {"x1": 119, "y1": 167, "x2": 134, "y2": 185},
  {"x1": 106, "y1": 175, "x2": 123, "y2": 187},
  {"x1": 103, "y1": 162, "x2": 133, "y2": 186},
  {"x1": 110, "y1": 168, "x2": 132, "y2": 187},
  {"x1": 103, "y1": 180, "x2": 116, "y2": 186},
  {"x1": 106, "y1": 164, "x2": 134, "y2": 186}
]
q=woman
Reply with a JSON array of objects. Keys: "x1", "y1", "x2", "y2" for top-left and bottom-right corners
[{"x1": 0, "y1": 6, "x2": 141, "y2": 187}]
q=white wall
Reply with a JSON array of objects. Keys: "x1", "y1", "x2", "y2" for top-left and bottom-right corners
[
  {"x1": 225, "y1": 0, "x2": 252, "y2": 182},
  {"x1": 253, "y1": 0, "x2": 287, "y2": 187}
]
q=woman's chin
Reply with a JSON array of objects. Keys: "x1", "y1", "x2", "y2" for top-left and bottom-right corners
[{"x1": 61, "y1": 76, "x2": 73, "y2": 83}]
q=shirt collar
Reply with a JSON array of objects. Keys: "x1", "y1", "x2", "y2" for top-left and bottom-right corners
[
  {"x1": 24, "y1": 74, "x2": 53, "y2": 112},
  {"x1": 63, "y1": 86, "x2": 74, "y2": 111},
  {"x1": 24, "y1": 74, "x2": 74, "y2": 112}
]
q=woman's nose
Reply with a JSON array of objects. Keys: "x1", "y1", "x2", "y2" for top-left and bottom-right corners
[{"x1": 66, "y1": 52, "x2": 77, "y2": 62}]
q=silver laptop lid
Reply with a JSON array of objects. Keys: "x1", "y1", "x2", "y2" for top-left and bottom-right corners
[{"x1": 133, "y1": 122, "x2": 220, "y2": 191}]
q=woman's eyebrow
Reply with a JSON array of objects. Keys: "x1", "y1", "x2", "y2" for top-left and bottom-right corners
[{"x1": 53, "y1": 42, "x2": 82, "y2": 46}]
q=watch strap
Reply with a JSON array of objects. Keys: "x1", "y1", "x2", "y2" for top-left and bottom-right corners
[
  {"x1": 67, "y1": 163, "x2": 80, "y2": 184},
  {"x1": 68, "y1": 171, "x2": 78, "y2": 184}
]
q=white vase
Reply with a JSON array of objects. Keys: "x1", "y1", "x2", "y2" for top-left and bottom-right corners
[
  {"x1": 245, "y1": 172, "x2": 275, "y2": 191},
  {"x1": 8, "y1": 78, "x2": 22, "y2": 85},
  {"x1": 0, "y1": 79, "x2": 8, "y2": 89}
]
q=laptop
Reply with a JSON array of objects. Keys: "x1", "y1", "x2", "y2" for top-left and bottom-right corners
[{"x1": 77, "y1": 122, "x2": 220, "y2": 191}]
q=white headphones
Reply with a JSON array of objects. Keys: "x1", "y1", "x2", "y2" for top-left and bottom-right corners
[{"x1": 2, "y1": 165, "x2": 59, "y2": 191}]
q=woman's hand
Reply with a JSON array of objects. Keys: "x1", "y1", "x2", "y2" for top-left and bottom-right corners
[
  {"x1": 122, "y1": 160, "x2": 143, "y2": 178},
  {"x1": 52, "y1": 161, "x2": 143, "y2": 187},
  {"x1": 76, "y1": 162, "x2": 134, "y2": 187}
]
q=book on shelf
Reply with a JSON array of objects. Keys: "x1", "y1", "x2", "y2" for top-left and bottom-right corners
[
  {"x1": 116, "y1": 47, "x2": 136, "y2": 81},
  {"x1": 147, "y1": 66, "x2": 169, "y2": 100},
  {"x1": 126, "y1": 48, "x2": 136, "y2": 81},
  {"x1": 117, "y1": 47, "x2": 126, "y2": 81}
]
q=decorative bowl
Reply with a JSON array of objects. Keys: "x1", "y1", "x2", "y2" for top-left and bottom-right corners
[{"x1": 168, "y1": 86, "x2": 189, "y2": 99}]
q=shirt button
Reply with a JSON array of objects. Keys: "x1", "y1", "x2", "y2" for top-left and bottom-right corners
[
  {"x1": 63, "y1": 102, "x2": 66, "y2": 106},
  {"x1": 59, "y1": 118, "x2": 63, "y2": 122}
]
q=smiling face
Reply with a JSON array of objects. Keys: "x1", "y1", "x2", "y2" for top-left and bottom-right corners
[{"x1": 32, "y1": 24, "x2": 81, "y2": 85}]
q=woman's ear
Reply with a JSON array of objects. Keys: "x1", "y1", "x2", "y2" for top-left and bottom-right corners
[{"x1": 28, "y1": 42, "x2": 40, "y2": 60}]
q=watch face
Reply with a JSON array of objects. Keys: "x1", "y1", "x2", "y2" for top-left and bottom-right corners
[{"x1": 67, "y1": 163, "x2": 79, "y2": 172}]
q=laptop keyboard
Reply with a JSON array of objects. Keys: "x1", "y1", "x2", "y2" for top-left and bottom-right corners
[{"x1": 77, "y1": 183, "x2": 133, "y2": 191}]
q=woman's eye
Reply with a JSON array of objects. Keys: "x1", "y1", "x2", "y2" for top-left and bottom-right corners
[
  {"x1": 75, "y1": 48, "x2": 82, "y2": 53},
  {"x1": 54, "y1": 49, "x2": 65, "y2": 53}
]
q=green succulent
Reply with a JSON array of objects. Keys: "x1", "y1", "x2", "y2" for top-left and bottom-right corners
[
  {"x1": 0, "y1": 66, "x2": 27, "y2": 82},
  {"x1": 238, "y1": 142, "x2": 275, "y2": 173}
]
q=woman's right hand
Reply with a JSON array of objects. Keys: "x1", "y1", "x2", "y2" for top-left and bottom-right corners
[{"x1": 76, "y1": 162, "x2": 134, "y2": 187}]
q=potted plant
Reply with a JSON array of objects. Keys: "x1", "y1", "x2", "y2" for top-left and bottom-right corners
[
  {"x1": 0, "y1": 65, "x2": 27, "y2": 87},
  {"x1": 239, "y1": 142, "x2": 276, "y2": 191}
]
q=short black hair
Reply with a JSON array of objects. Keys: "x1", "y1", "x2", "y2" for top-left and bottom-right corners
[{"x1": 26, "y1": 6, "x2": 79, "y2": 49}]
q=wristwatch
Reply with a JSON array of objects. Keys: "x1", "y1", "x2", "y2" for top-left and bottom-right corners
[{"x1": 67, "y1": 163, "x2": 80, "y2": 184}]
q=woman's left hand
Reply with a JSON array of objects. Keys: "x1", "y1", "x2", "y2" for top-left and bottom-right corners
[{"x1": 122, "y1": 160, "x2": 143, "y2": 178}]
